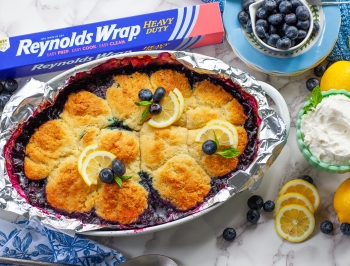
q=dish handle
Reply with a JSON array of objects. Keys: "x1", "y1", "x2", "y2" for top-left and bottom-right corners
[{"x1": 258, "y1": 81, "x2": 290, "y2": 135}]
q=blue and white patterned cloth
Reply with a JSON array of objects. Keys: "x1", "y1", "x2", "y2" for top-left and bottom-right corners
[{"x1": 0, "y1": 219, "x2": 125, "y2": 265}]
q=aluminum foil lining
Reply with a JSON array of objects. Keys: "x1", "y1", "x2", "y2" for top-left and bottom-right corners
[{"x1": 0, "y1": 51, "x2": 287, "y2": 233}]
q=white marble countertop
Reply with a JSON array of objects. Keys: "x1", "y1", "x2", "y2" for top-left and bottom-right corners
[{"x1": 1, "y1": 0, "x2": 349, "y2": 265}]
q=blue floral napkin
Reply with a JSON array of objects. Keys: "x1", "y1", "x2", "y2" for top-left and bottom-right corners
[{"x1": 0, "y1": 219, "x2": 125, "y2": 265}]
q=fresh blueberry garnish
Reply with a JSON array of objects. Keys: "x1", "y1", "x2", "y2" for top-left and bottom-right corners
[
  {"x1": 99, "y1": 168, "x2": 114, "y2": 183},
  {"x1": 247, "y1": 209, "x2": 260, "y2": 223},
  {"x1": 257, "y1": 7, "x2": 270, "y2": 19},
  {"x1": 285, "y1": 13, "x2": 297, "y2": 25},
  {"x1": 296, "y1": 6, "x2": 309, "y2": 20},
  {"x1": 246, "y1": 19, "x2": 253, "y2": 33},
  {"x1": 263, "y1": 200, "x2": 275, "y2": 212},
  {"x1": 0, "y1": 92, "x2": 12, "y2": 109},
  {"x1": 0, "y1": 82, "x2": 4, "y2": 94},
  {"x1": 306, "y1": 78, "x2": 320, "y2": 92},
  {"x1": 340, "y1": 223, "x2": 350, "y2": 235},
  {"x1": 149, "y1": 102, "x2": 162, "y2": 115},
  {"x1": 238, "y1": 11, "x2": 250, "y2": 25},
  {"x1": 223, "y1": 227, "x2": 237, "y2": 241},
  {"x1": 202, "y1": 140, "x2": 217, "y2": 155},
  {"x1": 247, "y1": 195, "x2": 264, "y2": 210},
  {"x1": 267, "y1": 34, "x2": 280, "y2": 47},
  {"x1": 256, "y1": 25, "x2": 268, "y2": 39},
  {"x1": 112, "y1": 159, "x2": 126, "y2": 176},
  {"x1": 138, "y1": 88, "x2": 153, "y2": 101},
  {"x1": 314, "y1": 64, "x2": 326, "y2": 77},
  {"x1": 153, "y1": 87, "x2": 166, "y2": 103},
  {"x1": 285, "y1": 26, "x2": 298, "y2": 39},
  {"x1": 296, "y1": 19, "x2": 310, "y2": 30},
  {"x1": 268, "y1": 13, "x2": 283, "y2": 26},
  {"x1": 3, "y1": 78, "x2": 18, "y2": 93},
  {"x1": 320, "y1": 220, "x2": 333, "y2": 234},
  {"x1": 279, "y1": 1, "x2": 292, "y2": 14},
  {"x1": 299, "y1": 174, "x2": 314, "y2": 184},
  {"x1": 313, "y1": 21, "x2": 320, "y2": 34},
  {"x1": 242, "y1": 0, "x2": 255, "y2": 11},
  {"x1": 263, "y1": 0, "x2": 277, "y2": 12},
  {"x1": 276, "y1": 37, "x2": 291, "y2": 50}
]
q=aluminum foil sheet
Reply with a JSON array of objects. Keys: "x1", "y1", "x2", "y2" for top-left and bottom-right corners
[{"x1": 0, "y1": 51, "x2": 287, "y2": 233}]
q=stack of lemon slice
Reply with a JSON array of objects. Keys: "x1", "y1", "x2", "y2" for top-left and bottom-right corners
[{"x1": 274, "y1": 179, "x2": 320, "y2": 242}]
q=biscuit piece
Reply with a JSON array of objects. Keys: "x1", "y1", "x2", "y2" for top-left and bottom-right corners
[
  {"x1": 140, "y1": 123, "x2": 188, "y2": 173},
  {"x1": 95, "y1": 180, "x2": 148, "y2": 224},
  {"x1": 46, "y1": 156, "x2": 97, "y2": 213},
  {"x1": 186, "y1": 80, "x2": 247, "y2": 129},
  {"x1": 152, "y1": 155, "x2": 211, "y2": 211},
  {"x1": 188, "y1": 126, "x2": 248, "y2": 177},
  {"x1": 106, "y1": 72, "x2": 154, "y2": 130},
  {"x1": 24, "y1": 119, "x2": 77, "y2": 180},
  {"x1": 60, "y1": 90, "x2": 113, "y2": 135}
]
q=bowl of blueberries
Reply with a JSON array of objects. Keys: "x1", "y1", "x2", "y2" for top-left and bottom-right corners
[{"x1": 239, "y1": 0, "x2": 315, "y2": 55}]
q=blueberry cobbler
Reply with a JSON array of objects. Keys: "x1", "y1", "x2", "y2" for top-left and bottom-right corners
[{"x1": 4, "y1": 53, "x2": 261, "y2": 229}]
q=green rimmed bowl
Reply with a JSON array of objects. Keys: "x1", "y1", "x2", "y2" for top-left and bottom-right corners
[{"x1": 296, "y1": 89, "x2": 350, "y2": 174}]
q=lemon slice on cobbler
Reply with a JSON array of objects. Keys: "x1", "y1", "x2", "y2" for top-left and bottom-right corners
[
  {"x1": 172, "y1": 88, "x2": 184, "y2": 121},
  {"x1": 195, "y1": 124, "x2": 235, "y2": 147},
  {"x1": 78, "y1": 144, "x2": 98, "y2": 176},
  {"x1": 81, "y1": 151, "x2": 116, "y2": 186},
  {"x1": 148, "y1": 91, "x2": 180, "y2": 128},
  {"x1": 206, "y1": 119, "x2": 238, "y2": 148}
]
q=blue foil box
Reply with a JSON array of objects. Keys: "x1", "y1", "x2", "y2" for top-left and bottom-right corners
[{"x1": 0, "y1": 3, "x2": 223, "y2": 79}]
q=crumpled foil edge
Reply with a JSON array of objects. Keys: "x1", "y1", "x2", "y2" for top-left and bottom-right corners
[{"x1": 0, "y1": 51, "x2": 287, "y2": 233}]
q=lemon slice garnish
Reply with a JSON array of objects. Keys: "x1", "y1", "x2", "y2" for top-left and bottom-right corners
[
  {"x1": 195, "y1": 124, "x2": 235, "y2": 147},
  {"x1": 148, "y1": 91, "x2": 180, "y2": 128},
  {"x1": 274, "y1": 192, "x2": 314, "y2": 215},
  {"x1": 275, "y1": 204, "x2": 315, "y2": 243},
  {"x1": 206, "y1": 119, "x2": 238, "y2": 148},
  {"x1": 78, "y1": 144, "x2": 98, "y2": 176},
  {"x1": 80, "y1": 151, "x2": 116, "y2": 186},
  {"x1": 172, "y1": 88, "x2": 184, "y2": 121},
  {"x1": 279, "y1": 179, "x2": 320, "y2": 211}
]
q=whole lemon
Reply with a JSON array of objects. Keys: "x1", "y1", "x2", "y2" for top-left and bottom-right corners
[
  {"x1": 334, "y1": 178, "x2": 350, "y2": 223},
  {"x1": 320, "y1": 61, "x2": 350, "y2": 91}
]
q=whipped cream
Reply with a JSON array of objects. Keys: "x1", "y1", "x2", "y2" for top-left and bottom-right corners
[{"x1": 301, "y1": 94, "x2": 350, "y2": 166}]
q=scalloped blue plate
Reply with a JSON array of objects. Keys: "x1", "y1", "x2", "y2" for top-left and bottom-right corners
[{"x1": 223, "y1": 0, "x2": 341, "y2": 76}]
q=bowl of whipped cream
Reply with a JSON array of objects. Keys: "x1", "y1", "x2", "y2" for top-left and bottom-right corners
[{"x1": 296, "y1": 89, "x2": 350, "y2": 173}]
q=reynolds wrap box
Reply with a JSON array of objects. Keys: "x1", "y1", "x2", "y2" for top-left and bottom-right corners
[{"x1": 0, "y1": 2, "x2": 223, "y2": 79}]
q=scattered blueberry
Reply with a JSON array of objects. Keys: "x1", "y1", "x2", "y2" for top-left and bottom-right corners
[
  {"x1": 246, "y1": 19, "x2": 253, "y2": 33},
  {"x1": 285, "y1": 26, "x2": 298, "y2": 39},
  {"x1": 112, "y1": 159, "x2": 126, "y2": 176},
  {"x1": 306, "y1": 78, "x2": 320, "y2": 92},
  {"x1": 263, "y1": 200, "x2": 275, "y2": 212},
  {"x1": 291, "y1": 0, "x2": 302, "y2": 11},
  {"x1": 257, "y1": 7, "x2": 270, "y2": 19},
  {"x1": 149, "y1": 102, "x2": 162, "y2": 115},
  {"x1": 314, "y1": 64, "x2": 326, "y2": 77},
  {"x1": 153, "y1": 87, "x2": 166, "y2": 103},
  {"x1": 242, "y1": 0, "x2": 255, "y2": 11},
  {"x1": 276, "y1": 37, "x2": 291, "y2": 50},
  {"x1": 0, "y1": 92, "x2": 12, "y2": 109},
  {"x1": 138, "y1": 88, "x2": 153, "y2": 101},
  {"x1": 285, "y1": 13, "x2": 297, "y2": 25},
  {"x1": 296, "y1": 29, "x2": 307, "y2": 40},
  {"x1": 238, "y1": 11, "x2": 250, "y2": 25},
  {"x1": 299, "y1": 174, "x2": 314, "y2": 184},
  {"x1": 268, "y1": 14, "x2": 283, "y2": 25},
  {"x1": 320, "y1": 220, "x2": 333, "y2": 234},
  {"x1": 313, "y1": 21, "x2": 320, "y2": 34},
  {"x1": 0, "y1": 82, "x2": 3, "y2": 94},
  {"x1": 340, "y1": 223, "x2": 350, "y2": 235},
  {"x1": 296, "y1": 19, "x2": 310, "y2": 30},
  {"x1": 247, "y1": 209, "x2": 260, "y2": 223},
  {"x1": 223, "y1": 227, "x2": 237, "y2": 241},
  {"x1": 296, "y1": 6, "x2": 309, "y2": 20},
  {"x1": 256, "y1": 19, "x2": 269, "y2": 30},
  {"x1": 3, "y1": 78, "x2": 18, "y2": 93},
  {"x1": 202, "y1": 140, "x2": 217, "y2": 155},
  {"x1": 99, "y1": 168, "x2": 114, "y2": 183},
  {"x1": 263, "y1": 0, "x2": 277, "y2": 12},
  {"x1": 256, "y1": 25, "x2": 268, "y2": 38},
  {"x1": 247, "y1": 195, "x2": 264, "y2": 210},
  {"x1": 279, "y1": 1, "x2": 292, "y2": 14},
  {"x1": 267, "y1": 34, "x2": 280, "y2": 47}
]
